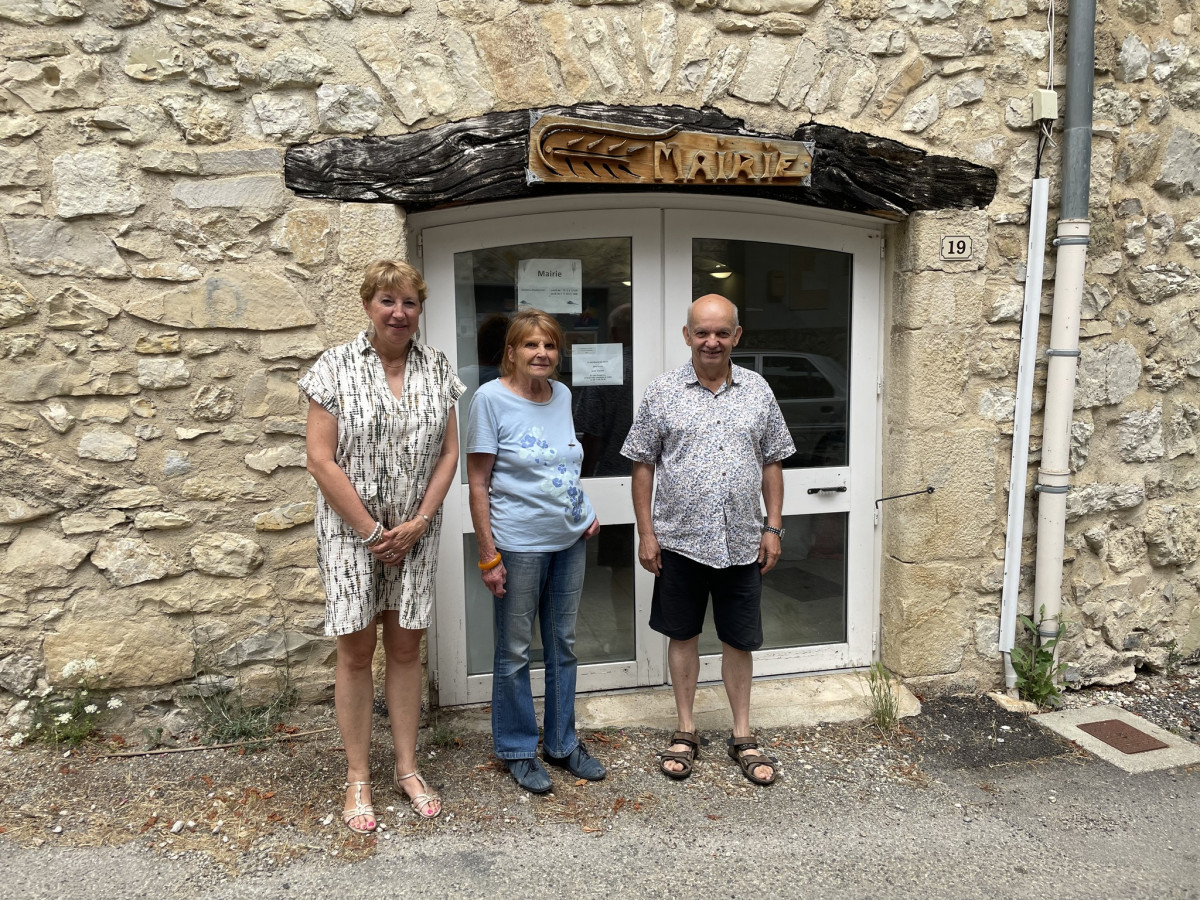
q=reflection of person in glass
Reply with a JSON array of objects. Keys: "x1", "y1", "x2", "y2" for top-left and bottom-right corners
[
  {"x1": 300, "y1": 261, "x2": 464, "y2": 833},
  {"x1": 465, "y1": 309, "x2": 606, "y2": 794},
  {"x1": 621, "y1": 294, "x2": 794, "y2": 787}
]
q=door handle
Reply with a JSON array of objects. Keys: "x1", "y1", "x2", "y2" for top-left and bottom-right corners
[{"x1": 806, "y1": 486, "x2": 847, "y2": 494}]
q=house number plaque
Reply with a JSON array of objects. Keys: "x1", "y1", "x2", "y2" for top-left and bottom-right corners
[{"x1": 527, "y1": 114, "x2": 814, "y2": 187}]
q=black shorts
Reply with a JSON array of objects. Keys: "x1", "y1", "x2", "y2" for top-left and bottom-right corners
[{"x1": 649, "y1": 549, "x2": 763, "y2": 652}]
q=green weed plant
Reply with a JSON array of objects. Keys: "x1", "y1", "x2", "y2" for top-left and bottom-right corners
[{"x1": 1010, "y1": 604, "x2": 1068, "y2": 709}]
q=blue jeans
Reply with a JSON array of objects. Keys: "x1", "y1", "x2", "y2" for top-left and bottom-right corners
[{"x1": 491, "y1": 538, "x2": 586, "y2": 760}]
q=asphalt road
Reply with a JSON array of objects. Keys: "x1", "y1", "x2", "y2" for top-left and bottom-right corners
[{"x1": 4, "y1": 754, "x2": 1197, "y2": 900}]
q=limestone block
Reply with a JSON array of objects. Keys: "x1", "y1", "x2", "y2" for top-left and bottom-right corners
[
  {"x1": 1074, "y1": 340, "x2": 1141, "y2": 408},
  {"x1": 1126, "y1": 263, "x2": 1197, "y2": 305},
  {"x1": 0, "y1": 1, "x2": 83, "y2": 25},
  {"x1": 700, "y1": 44, "x2": 743, "y2": 104},
  {"x1": 60, "y1": 510, "x2": 126, "y2": 535},
  {"x1": 1105, "y1": 526, "x2": 1146, "y2": 573},
  {"x1": 190, "y1": 531, "x2": 264, "y2": 577},
  {"x1": 1164, "y1": 402, "x2": 1198, "y2": 458},
  {"x1": 441, "y1": 27, "x2": 494, "y2": 116},
  {"x1": 978, "y1": 387, "x2": 1015, "y2": 421},
  {"x1": 101, "y1": 486, "x2": 163, "y2": 509},
  {"x1": 0, "y1": 653, "x2": 38, "y2": 694},
  {"x1": 123, "y1": 45, "x2": 187, "y2": 82},
  {"x1": 946, "y1": 76, "x2": 985, "y2": 108},
  {"x1": 892, "y1": 271, "x2": 988, "y2": 329},
  {"x1": 0, "y1": 56, "x2": 102, "y2": 111},
  {"x1": 124, "y1": 272, "x2": 317, "y2": 331},
  {"x1": 1143, "y1": 504, "x2": 1200, "y2": 566},
  {"x1": 271, "y1": 210, "x2": 333, "y2": 268},
  {"x1": 189, "y1": 46, "x2": 255, "y2": 92},
  {"x1": 0, "y1": 275, "x2": 37, "y2": 329},
  {"x1": 179, "y1": 475, "x2": 271, "y2": 502},
  {"x1": 915, "y1": 29, "x2": 965, "y2": 58},
  {"x1": 243, "y1": 369, "x2": 303, "y2": 419},
  {"x1": 717, "y1": 0, "x2": 824, "y2": 11},
  {"x1": 274, "y1": 0, "x2": 336, "y2": 20},
  {"x1": 337, "y1": 202, "x2": 403, "y2": 273},
  {"x1": 51, "y1": 147, "x2": 140, "y2": 219},
  {"x1": 876, "y1": 55, "x2": 934, "y2": 120},
  {"x1": 176, "y1": 425, "x2": 218, "y2": 440},
  {"x1": 222, "y1": 424, "x2": 258, "y2": 444},
  {"x1": 134, "y1": 333, "x2": 181, "y2": 354},
  {"x1": 0, "y1": 147, "x2": 39, "y2": 187},
  {"x1": 139, "y1": 147, "x2": 199, "y2": 176},
  {"x1": 1117, "y1": 402, "x2": 1164, "y2": 462},
  {"x1": 92, "y1": 537, "x2": 174, "y2": 588},
  {"x1": 1065, "y1": 483, "x2": 1145, "y2": 522},
  {"x1": 880, "y1": 557, "x2": 971, "y2": 676},
  {"x1": 886, "y1": 332, "x2": 968, "y2": 428},
  {"x1": 0, "y1": 113, "x2": 41, "y2": 141},
  {"x1": 902, "y1": 93, "x2": 941, "y2": 133},
  {"x1": 0, "y1": 528, "x2": 89, "y2": 588},
  {"x1": 172, "y1": 175, "x2": 290, "y2": 224},
  {"x1": 438, "y1": 0, "x2": 495, "y2": 22},
  {"x1": 216, "y1": 629, "x2": 330, "y2": 668},
  {"x1": 159, "y1": 93, "x2": 232, "y2": 144},
  {"x1": 0, "y1": 496, "x2": 55, "y2": 525},
  {"x1": 133, "y1": 510, "x2": 193, "y2": 531},
  {"x1": 642, "y1": 3, "x2": 677, "y2": 92},
  {"x1": 1070, "y1": 421, "x2": 1094, "y2": 472},
  {"x1": 263, "y1": 417, "x2": 306, "y2": 436},
  {"x1": 78, "y1": 401, "x2": 129, "y2": 425},
  {"x1": 729, "y1": 36, "x2": 790, "y2": 105},
  {"x1": 1118, "y1": 35, "x2": 1150, "y2": 83},
  {"x1": 1155, "y1": 127, "x2": 1200, "y2": 198},
  {"x1": 39, "y1": 400, "x2": 74, "y2": 433},
  {"x1": 315, "y1": 83, "x2": 382, "y2": 134},
  {"x1": 259, "y1": 47, "x2": 333, "y2": 90},
  {"x1": 1066, "y1": 643, "x2": 1135, "y2": 686},
  {"x1": 74, "y1": 32, "x2": 123, "y2": 54},
  {"x1": 3, "y1": 219, "x2": 129, "y2": 279},
  {"x1": 162, "y1": 449, "x2": 191, "y2": 478},
  {"x1": 136, "y1": 358, "x2": 190, "y2": 390},
  {"x1": 249, "y1": 94, "x2": 315, "y2": 141},
  {"x1": 188, "y1": 148, "x2": 284, "y2": 177},
  {"x1": 254, "y1": 501, "x2": 316, "y2": 531},
  {"x1": 43, "y1": 616, "x2": 192, "y2": 689},
  {"x1": 899, "y1": 209, "x2": 988, "y2": 273},
  {"x1": 472, "y1": 12, "x2": 555, "y2": 107},
  {"x1": 77, "y1": 429, "x2": 137, "y2": 462},
  {"x1": 45, "y1": 287, "x2": 121, "y2": 333},
  {"x1": 355, "y1": 33, "x2": 428, "y2": 125},
  {"x1": 884, "y1": 428, "x2": 995, "y2": 562},
  {"x1": 245, "y1": 444, "x2": 307, "y2": 475},
  {"x1": 129, "y1": 397, "x2": 156, "y2": 418},
  {"x1": 986, "y1": 0, "x2": 1026, "y2": 19},
  {"x1": 189, "y1": 385, "x2": 235, "y2": 421}
]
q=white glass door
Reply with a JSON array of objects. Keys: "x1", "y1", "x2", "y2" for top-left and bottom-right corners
[
  {"x1": 663, "y1": 210, "x2": 882, "y2": 679},
  {"x1": 419, "y1": 198, "x2": 882, "y2": 707},
  {"x1": 422, "y1": 210, "x2": 664, "y2": 706}
]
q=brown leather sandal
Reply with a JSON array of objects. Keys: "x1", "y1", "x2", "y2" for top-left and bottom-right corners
[
  {"x1": 727, "y1": 735, "x2": 778, "y2": 786},
  {"x1": 658, "y1": 730, "x2": 700, "y2": 780}
]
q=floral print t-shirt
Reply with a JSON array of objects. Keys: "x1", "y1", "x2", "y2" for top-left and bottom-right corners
[{"x1": 465, "y1": 379, "x2": 595, "y2": 553}]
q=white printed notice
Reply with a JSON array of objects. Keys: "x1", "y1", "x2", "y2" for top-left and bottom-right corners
[
  {"x1": 516, "y1": 258, "x2": 583, "y2": 313},
  {"x1": 572, "y1": 343, "x2": 624, "y2": 386}
]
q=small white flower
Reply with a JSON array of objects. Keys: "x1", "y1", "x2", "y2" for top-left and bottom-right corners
[
  {"x1": 106, "y1": 697, "x2": 124, "y2": 710},
  {"x1": 61, "y1": 661, "x2": 81, "y2": 680},
  {"x1": 6, "y1": 732, "x2": 25, "y2": 748},
  {"x1": 79, "y1": 690, "x2": 89, "y2": 698},
  {"x1": 55, "y1": 713, "x2": 73, "y2": 725},
  {"x1": 84, "y1": 704, "x2": 98, "y2": 715}
]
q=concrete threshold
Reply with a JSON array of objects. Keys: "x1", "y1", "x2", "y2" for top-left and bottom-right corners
[
  {"x1": 439, "y1": 672, "x2": 922, "y2": 734},
  {"x1": 1034, "y1": 705, "x2": 1200, "y2": 774}
]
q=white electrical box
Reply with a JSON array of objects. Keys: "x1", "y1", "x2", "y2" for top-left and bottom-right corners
[{"x1": 1032, "y1": 89, "x2": 1059, "y2": 121}]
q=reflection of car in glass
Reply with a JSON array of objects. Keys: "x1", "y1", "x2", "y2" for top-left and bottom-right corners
[{"x1": 732, "y1": 351, "x2": 847, "y2": 467}]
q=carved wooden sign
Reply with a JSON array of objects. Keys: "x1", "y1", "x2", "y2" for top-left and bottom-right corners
[{"x1": 527, "y1": 114, "x2": 814, "y2": 187}]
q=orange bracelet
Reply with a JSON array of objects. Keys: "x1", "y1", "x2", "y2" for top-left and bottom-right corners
[{"x1": 478, "y1": 552, "x2": 502, "y2": 571}]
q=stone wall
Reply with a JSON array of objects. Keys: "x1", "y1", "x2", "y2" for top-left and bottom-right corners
[{"x1": 0, "y1": 0, "x2": 1198, "y2": 724}]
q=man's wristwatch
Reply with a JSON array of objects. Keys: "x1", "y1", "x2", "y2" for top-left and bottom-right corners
[{"x1": 762, "y1": 522, "x2": 785, "y2": 538}]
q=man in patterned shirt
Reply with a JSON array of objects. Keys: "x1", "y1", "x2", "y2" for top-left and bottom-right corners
[{"x1": 621, "y1": 294, "x2": 794, "y2": 786}]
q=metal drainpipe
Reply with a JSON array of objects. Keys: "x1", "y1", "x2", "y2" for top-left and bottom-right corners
[{"x1": 1032, "y1": 0, "x2": 1096, "y2": 657}]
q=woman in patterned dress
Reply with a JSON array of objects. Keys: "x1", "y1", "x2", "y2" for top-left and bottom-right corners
[
  {"x1": 301, "y1": 260, "x2": 464, "y2": 834},
  {"x1": 465, "y1": 309, "x2": 606, "y2": 795}
]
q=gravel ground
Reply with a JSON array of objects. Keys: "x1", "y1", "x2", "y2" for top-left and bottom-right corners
[{"x1": 0, "y1": 667, "x2": 1196, "y2": 881}]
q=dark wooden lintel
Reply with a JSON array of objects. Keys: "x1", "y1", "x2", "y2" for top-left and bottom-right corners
[{"x1": 284, "y1": 104, "x2": 997, "y2": 220}]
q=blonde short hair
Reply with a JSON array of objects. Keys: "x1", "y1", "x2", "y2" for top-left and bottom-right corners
[
  {"x1": 500, "y1": 308, "x2": 565, "y2": 378},
  {"x1": 359, "y1": 259, "x2": 427, "y2": 304}
]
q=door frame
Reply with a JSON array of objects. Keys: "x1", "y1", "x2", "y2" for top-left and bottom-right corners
[{"x1": 410, "y1": 194, "x2": 885, "y2": 706}]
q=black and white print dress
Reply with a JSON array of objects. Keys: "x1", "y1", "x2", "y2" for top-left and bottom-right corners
[{"x1": 299, "y1": 332, "x2": 465, "y2": 635}]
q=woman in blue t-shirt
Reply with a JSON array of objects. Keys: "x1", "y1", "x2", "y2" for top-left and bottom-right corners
[{"x1": 466, "y1": 309, "x2": 607, "y2": 794}]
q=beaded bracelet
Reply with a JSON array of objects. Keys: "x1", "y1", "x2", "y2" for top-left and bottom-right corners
[
  {"x1": 478, "y1": 552, "x2": 502, "y2": 571},
  {"x1": 363, "y1": 522, "x2": 384, "y2": 547}
]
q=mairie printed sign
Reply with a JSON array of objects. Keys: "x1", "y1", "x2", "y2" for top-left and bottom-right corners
[{"x1": 527, "y1": 115, "x2": 814, "y2": 187}]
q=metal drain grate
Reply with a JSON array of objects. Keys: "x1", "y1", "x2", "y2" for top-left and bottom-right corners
[{"x1": 1076, "y1": 718, "x2": 1169, "y2": 754}]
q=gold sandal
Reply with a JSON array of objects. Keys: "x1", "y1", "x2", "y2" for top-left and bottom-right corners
[
  {"x1": 394, "y1": 768, "x2": 441, "y2": 819},
  {"x1": 342, "y1": 781, "x2": 377, "y2": 834}
]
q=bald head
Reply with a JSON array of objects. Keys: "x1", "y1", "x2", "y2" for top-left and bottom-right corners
[{"x1": 687, "y1": 294, "x2": 739, "y2": 331}]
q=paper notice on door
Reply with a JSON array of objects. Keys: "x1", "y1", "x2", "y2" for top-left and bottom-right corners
[
  {"x1": 516, "y1": 259, "x2": 582, "y2": 313},
  {"x1": 572, "y1": 343, "x2": 623, "y2": 386}
]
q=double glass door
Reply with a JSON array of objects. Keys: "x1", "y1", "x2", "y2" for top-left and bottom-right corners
[{"x1": 420, "y1": 202, "x2": 880, "y2": 706}]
